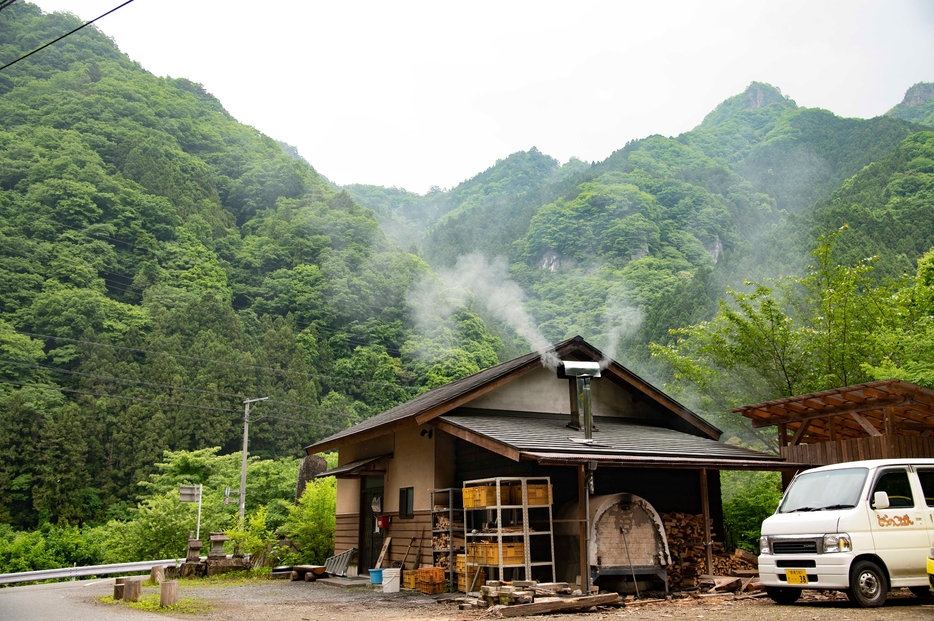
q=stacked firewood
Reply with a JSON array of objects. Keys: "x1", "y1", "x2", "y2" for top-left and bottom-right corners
[
  {"x1": 432, "y1": 532, "x2": 451, "y2": 550},
  {"x1": 435, "y1": 514, "x2": 451, "y2": 530},
  {"x1": 661, "y1": 513, "x2": 759, "y2": 589},
  {"x1": 435, "y1": 552, "x2": 451, "y2": 569},
  {"x1": 661, "y1": 512, "x2": 707, "y2": 588}
]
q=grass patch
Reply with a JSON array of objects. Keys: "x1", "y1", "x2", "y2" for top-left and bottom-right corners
[{"x1": 98, "y1": 593, "x2": 212, "y2": 614}]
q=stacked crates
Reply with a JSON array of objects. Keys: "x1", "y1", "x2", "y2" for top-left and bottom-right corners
[{"x1": 417, "y1": 566, "x2": 446, "y2": 594}]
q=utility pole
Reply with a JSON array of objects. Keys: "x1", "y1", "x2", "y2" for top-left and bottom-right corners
[{"x1": 240, "y1": 397, "x2": 268, "y2": 524}]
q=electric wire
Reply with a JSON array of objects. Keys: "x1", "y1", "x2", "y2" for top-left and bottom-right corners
[
  {"x1": 0, "y1": 0, "x2": 18, "y2": 13},
  {"x1": 0, "y1": 358, "x2": 363, "y2": 420},
  {"x1": 15, "y1": 331, "x2": 420, "y2": 392},
  {"x1": 0, "y1": 0, "x2": 137, "y2": 73},
  {"x1": 0, "y1": 379, "x2": 239, "y2": 413}
]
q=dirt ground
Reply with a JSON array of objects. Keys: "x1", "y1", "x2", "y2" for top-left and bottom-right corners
[{"x1": 104, "y1": 581, "x2": 934, "y2": 621}]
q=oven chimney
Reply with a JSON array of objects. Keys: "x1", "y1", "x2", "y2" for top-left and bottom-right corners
[{"x1": 557, "y1": 361, "x2": 601, "y2": 439}]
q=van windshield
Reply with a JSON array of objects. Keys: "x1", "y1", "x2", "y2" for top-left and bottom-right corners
[{"x1": 779, "y1": 467, "x2": 868, "y2": 513}]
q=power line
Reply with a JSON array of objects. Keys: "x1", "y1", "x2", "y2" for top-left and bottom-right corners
[
  {"x1": 0, "y1": 358, "x2": 364, "y2": 420},
  {"x1": 0, "y1": 0, "x2": 137, "y2": 73},
  {"x1": 0, "y1": 1, "x2": 18, "y2": 13},
  {"x1": 15, "y1": 331, "x2": 420, "y2": 392},
  {"x1": 0, "y1": 379, "x2": 238, "y2": 413}
]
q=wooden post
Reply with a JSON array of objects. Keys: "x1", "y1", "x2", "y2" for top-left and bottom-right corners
[
  {"x1": 113, "y1": 576, "x2": 126, "y2": 600},
  {"x1": 829, "y1": 416, "x2": 837, "y2": 442},
  {"x1": 160, "y1": 580, "x2": 179, "y2": 607},
  {"x1": 777, "y1": 422, "x2": 787, "y2": 449},
  {"x1": 884, "y1": 406, "x2": 895, "y2": 458},
  {"x1": 699, "y1": 468, "x2": 713, "y2": 577},
  {"x1": 150, "y1": 565, "x2": 164, "y2": 584},
  {"x1": 578, "y1": 464, "x2": 590, "y2": 594},
  {"x1": 123, "y1": 578, "x2": 142, "y2": 602}
]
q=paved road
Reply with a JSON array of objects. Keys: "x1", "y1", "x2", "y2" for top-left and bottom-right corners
[{"x1": 0, "y1": 579, "x2": 172, "y2": 621}]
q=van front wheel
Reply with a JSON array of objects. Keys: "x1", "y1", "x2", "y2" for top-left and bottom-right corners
[
  {"x1": 765, "y1": 587, "x2": 801, "y2": 605},
  {"x1": 846, "y1": 560, "x2": 887, "y2": 608}
]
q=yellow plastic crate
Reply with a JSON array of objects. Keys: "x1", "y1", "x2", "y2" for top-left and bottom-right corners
[
  {"x1": 457, "y1": 569, "x2": 486, "y2": 592},
  {"x1": 525, "y1": 484, "x2": 552, "y2": 506},
  {"x1": 419, "y1": 579, "x2": 447, "y2": 594},
  {"x1": 402, "y1": 570, "x2": 419, "y2": 589},
  {"x1": 500, "y1": 542, "x2": 525, "y2": 564},
  {"x1": 417, "y1": 566, "x2": 445, "y2": 582}
]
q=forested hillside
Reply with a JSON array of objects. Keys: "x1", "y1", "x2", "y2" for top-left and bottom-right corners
[{"x1": 0, "y1": 3, "x2": 510, "y2": 531}]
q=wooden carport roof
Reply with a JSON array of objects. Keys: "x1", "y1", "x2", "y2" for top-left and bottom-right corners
[{"x1": 732, "y1": 379, "x2": 934, "y2": 443}]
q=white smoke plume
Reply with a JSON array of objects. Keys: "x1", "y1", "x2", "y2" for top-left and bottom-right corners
[
  {"x1": 598, "y1": 289, "x2": 644, "y2": 370},
  {"x1": 408, "y1": 253, "x2": 560, "y2": 369}
]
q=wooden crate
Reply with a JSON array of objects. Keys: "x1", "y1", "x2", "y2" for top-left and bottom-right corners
[
  {"x1": 402, "y1": 570, "x2": 419, "y2": 589},
  {"x1": 419, "y1": 580, "x2": 447, "y2": 594},
  {"x1": 457, "y1": 569, "x2": 486, "y2": 592}
]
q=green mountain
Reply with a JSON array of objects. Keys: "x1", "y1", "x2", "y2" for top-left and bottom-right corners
[
  {"x1": 0, "y1": 3, "x2": 507, "y2": 528},
  {"x1": 349, "y1": 82, "x2": 926, "y2": 365}
]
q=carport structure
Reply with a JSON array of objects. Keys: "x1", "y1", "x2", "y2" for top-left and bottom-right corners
[{"x1": 733, "y1": 380, "x2": 934, "y2": 483}]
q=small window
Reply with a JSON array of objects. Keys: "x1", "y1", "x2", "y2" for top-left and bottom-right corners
[
  {"x1": 917, "y1": 469, "x2": 934, "y2": 507},
  {"x1": 399, "y1": 487, "x2": 414, "y2": 519},
  {"x1": 873, "y1": 469, "x2": 915, "y2": 508}
]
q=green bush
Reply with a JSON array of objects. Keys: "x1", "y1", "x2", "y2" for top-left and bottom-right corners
[
  {"x1": 280, "y1": 476, "x2": 336, "y2": 564},
  {"x1": 721, "y1": 470, "x2": 783, "y2": 553}
]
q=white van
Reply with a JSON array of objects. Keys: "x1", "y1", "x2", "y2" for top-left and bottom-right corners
[{"x1": 759, "y1": 458, "x2": 934, "y2": 607}]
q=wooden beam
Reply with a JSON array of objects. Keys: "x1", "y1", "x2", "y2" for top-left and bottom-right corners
[
  {"x1": 750, "y1": 396, "x2": 908, "y2": 428},
  {"x1": 578, "y1": 464, "x2": 590, "y2": 595},
  {"x1": 432, "y1": 419, "x2": 520, "y2": 461},
  {"x1": 414, "y1": 361, "x2": 541, "y2": 425},
  {"x1": 700, "y1": 468, "x2": 713, "y2": 577},
  {"x1": 896, "y1": 421, "x2": 934, "y2": 432},
  {"x1": 496, "y1": 593, "x2": 620, "y2": 617},
  {"x1": 790, "y1": 420, "x2": 811, "y2": 446},
  {"x1": 851, "y1": 412, "x2": 882, "y2": 437}
]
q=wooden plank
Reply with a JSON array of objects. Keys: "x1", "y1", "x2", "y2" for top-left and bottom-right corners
[
  {"x1": 496, "y1": 593, "x2": 620, "y2": 617},
  {"x1": 375, "y1": 537, "x2": 391, "y2": 568}
]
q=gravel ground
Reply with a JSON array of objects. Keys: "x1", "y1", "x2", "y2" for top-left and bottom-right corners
[{"x1": 104, "y1": 581, "x2": 934, "y2": 621}]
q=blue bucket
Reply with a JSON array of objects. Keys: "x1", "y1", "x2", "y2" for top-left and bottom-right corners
[{"x1": 369, "y1": 568, "x2": 383, "y2": 584}]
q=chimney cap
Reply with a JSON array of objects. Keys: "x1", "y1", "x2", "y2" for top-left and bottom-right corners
[{"x1": 557, "y1": 361, "x2": 601, "y2": 378}]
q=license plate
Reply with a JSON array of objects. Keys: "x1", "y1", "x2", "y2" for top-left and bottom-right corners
[{"x1": 785, "y1": 569, "x2": 808, "y2": 585}]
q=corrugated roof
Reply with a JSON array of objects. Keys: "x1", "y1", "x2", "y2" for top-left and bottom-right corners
[
  {"x1": 305, "y1": 336, "x2": 720, "y2": 453},
  {"x1": 440, "y1": 412, "x2": 781, "y2": 462}
]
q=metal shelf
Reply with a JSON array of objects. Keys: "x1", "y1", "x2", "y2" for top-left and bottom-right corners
[
  {"x1": 462, "y1": 476, "x2": 556, "y2": 586},
  {"x1": 430, "y1": 488, "x2": 463, "y2": 585}
]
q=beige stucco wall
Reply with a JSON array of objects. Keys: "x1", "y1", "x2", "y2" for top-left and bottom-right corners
[
  {"x1": 335, "y1": 424, "x2": 447, "y2": 516},
  {"x1": 466, "y1": 367, "x2": 639, "y2": 418},
  {"x1": 335, "y1": 434, "x2": 392, "y2": 515}
]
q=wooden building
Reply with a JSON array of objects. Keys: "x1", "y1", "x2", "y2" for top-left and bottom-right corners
[
  {"x1": 305, "y1": 336, "x2": 792, "y2": 589},
  {"x1": 734, "y1": 379, "x2": 934, "y2": 480}
]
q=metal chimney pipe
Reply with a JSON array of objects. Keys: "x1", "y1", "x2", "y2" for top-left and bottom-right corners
[
  {"x1": 581, "y1": 376, "x2": 593, "y2": 440},
  {"x1": 557, "y1": 361, "x2": 600, "y2": 437}
]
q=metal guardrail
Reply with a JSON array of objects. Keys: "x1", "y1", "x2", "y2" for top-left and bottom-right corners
[{"x1": 0, "y1": 559, "x2": 181, "y2": 586}]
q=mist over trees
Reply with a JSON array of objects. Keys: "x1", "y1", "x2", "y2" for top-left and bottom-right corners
[{"x1": 2, "y1": 1, "x2": 934, "y2": 570}]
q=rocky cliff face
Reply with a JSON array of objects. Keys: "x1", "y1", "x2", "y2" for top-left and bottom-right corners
[{"x1": 887, "y1": 82, "x2": 934, "y2": 126}]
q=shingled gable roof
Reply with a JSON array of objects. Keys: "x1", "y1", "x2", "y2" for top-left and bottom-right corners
[{"x1": 304, "y1": 335, "x2": 721, "y2": 454}]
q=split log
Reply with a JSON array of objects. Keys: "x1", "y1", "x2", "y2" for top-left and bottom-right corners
[{"x1": 149, "y1": 565, "x2": 164, "y2": 584}]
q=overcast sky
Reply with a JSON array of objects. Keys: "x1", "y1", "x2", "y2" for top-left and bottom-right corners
[{"x1": 30, "y1": 0, "x2": 934, "y2": 194}]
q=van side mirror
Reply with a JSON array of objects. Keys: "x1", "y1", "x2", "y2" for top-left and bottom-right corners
[{"x1": 873, "y1": 491, "x2": 890, "y2": 510}]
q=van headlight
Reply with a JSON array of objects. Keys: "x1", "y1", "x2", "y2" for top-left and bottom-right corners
[
  {"x1": 759, "y1": 536, "x2": 770, "y2": 555},
  {"x1": 823, "y1": 533, "x2": 851, "y2": 553}
]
